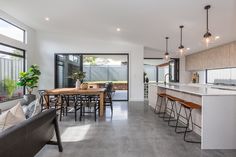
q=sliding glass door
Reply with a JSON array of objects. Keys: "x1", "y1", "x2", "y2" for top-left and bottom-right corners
[
  {"x1": 55, "y1": 54, "x2": 82, "y2": 88},
  {"x1": 55, "y1": 54, "x2": 129, "y2": 101}
]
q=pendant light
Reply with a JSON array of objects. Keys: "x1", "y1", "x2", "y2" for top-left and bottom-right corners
[
  {"x1": 203, "y1": 5, "x2": 213, "y2": 47},
  {"x1": 178, "y1": 25, "x2": 185, "y2": 55},
  {"x1": 164, "y1": 37, "x2": 169, "y2": 60}
]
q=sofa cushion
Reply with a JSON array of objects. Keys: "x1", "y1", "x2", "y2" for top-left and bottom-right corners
[
  {"x1": 25, "y1": 99, "x2": 41, "y2": 119},
  {"x1": 31, "y1": 99, "x2": 41, "y2": 117},
  {"x1": 0, "y1": 104, "x2": 26, "y2": 132},
  {"x1": 10, "y1": 103, "x2": 26, "y2": 121}
]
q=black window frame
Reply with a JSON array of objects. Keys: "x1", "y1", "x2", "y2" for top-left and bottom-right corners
[
  {"x1": 0, "y1": 42, "x2": 26, "y2": 101},
  {"x1": 54, "y1": 53, "x2": 129, "y2": 101},
  {"x1": 0, "y1": 18, "x2": 26, "y2": 43}
]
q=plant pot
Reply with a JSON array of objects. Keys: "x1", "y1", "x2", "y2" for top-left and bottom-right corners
[{"x1": 22, "y1": 94, "x2": 36, "y2": 105}]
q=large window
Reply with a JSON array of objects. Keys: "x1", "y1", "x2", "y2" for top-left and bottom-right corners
[
  {"x1": 207, "y1": 68, "x2": 236, "y2": 85},
  {"x1": 0, "y1": 44, "x2": 25, "y2": 102},
  {"x1": 55, "y1": 54, "x2": 129, "y2": 101},
  {"x1": 143, "y1": 59, "x2": 164, "y2": 83},
  {"x1": 0, "y1": 18, "x2": 25, "y2": 43}
]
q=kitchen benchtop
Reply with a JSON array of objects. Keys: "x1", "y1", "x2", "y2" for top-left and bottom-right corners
[{"x1": 150, "y1": 83, "x2": 236, "y2": 96}]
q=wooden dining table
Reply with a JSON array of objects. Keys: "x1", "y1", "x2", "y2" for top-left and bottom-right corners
[{"x1": 45, "y1": 88, "x2": 106, "y2": 117}]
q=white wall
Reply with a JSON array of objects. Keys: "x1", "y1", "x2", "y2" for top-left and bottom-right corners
[
  {"x1": 144, "y1": 47, "x2": 163, "y2": 58},
  {"x1": 35, "y1": 31, "x2": 144, "y2": 101},
  {"x1": 0, "y1": 10, "x2": 36, "y2": 109}
]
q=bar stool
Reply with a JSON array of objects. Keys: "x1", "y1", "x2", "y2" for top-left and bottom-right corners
[
  {"x1": 154, "y1": 93, "x2": 167, "y2": 115},
  {"x1": 163, "y1": 95, "x2": 185, "y2": 127},
  {"x1": 175, "y1": 101, "x2": 201, "y2": 143}
]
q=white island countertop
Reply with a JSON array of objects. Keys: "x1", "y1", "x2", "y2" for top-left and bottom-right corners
[{"x1": 151, "y1": 83, "x2": 236, "y2": 96}]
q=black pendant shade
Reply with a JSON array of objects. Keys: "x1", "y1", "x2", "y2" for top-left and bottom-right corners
[{"x1": 204, "y1": 5, "x2": 212, "y2": 39}]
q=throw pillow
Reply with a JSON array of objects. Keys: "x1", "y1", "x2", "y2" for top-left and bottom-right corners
[
  {"x1": 10, "y1": 102, "x2": 26, "y2": 121},
  {"x1": 0, "y1": 110, "x2": 25, "y2": 132},
  {"x1": 24, "y1": 100, "x2": 36, "y2": 119},
  {"x1": 31, "y1": 99, "x2": 41, "y2": 117}
]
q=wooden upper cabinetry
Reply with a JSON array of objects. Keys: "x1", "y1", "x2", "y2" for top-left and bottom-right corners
[{"x1": 186, "y1": 41, "x2": 235, "y2": 71}]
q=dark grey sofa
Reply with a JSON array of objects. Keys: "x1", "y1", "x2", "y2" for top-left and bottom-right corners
[{"x1": 0, "y1": 108, "x2": 63, "y2": 157}]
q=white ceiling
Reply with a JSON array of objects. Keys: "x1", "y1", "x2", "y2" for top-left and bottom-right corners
[{"x1": 0, "y1": 0, "x2": 236, "y2": 55}]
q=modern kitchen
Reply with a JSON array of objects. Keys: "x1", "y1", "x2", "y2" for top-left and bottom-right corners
[
  {"x1": 1, "y1": 0, "x2": 236, "y2": 156},
  {"x1": 147, "y1": 32, "x2": 236, "y2": 149}
]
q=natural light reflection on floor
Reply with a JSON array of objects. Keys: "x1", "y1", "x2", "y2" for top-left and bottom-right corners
[
  {"x1": 107, "y1": 104, "x2": 128, "y2": 121},
  {"x1": 61, "y1": 124, "x2": 91, "y2": 142}
]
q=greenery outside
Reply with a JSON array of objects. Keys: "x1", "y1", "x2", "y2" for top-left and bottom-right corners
[{"x1": 3, "y1": 78, "x2": 17, "y2": 98}]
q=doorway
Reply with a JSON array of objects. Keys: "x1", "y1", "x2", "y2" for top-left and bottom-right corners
[{"x1": 55, "y1": 53, "x2": 129, "y2": 101}]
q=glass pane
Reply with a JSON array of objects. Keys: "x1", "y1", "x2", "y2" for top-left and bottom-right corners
[
  {"x1": 158, "y1": 66, "x2": 169, "y2": 83},
  {"x1": 0, "y1": 52, "x2": 24, "y2": 102},
  {"x1": 0, "y1": 19, "x2": 25, "y2": 42},
  {"x1": 83, "y1": 55, "x2": 128, "y2": 101},
  {"x1": 169, "y1": 61, "x2": 175, "y2": 81},
  {"x1": 55, "y1": 54, "x2": 82, "y2": 88},
  {"x1": 207, "y1": 68, "x2": 231, "y2": 84},
  {"x1": 0, "y1": 44, "x2": 24, "y2": 56},
  {"x1": 143, "y1": 59, "x2": 166, "y2": 83},
  {"x1": 144, "y1": 65, "x2": 156, "y2": 82}
]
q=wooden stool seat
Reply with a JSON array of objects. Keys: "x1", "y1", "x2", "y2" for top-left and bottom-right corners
[
  {"x1": 157, "y1": 93, "x2": 167, "y2": 97},
  {"x1": 166, "y1": 95, "x2": 184, "y2": 103},
  {"x1": 179, "y1": 101, "x2": 201, "y2": 109}
]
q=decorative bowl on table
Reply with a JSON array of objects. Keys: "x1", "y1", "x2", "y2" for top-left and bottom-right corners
[{"x1": 80, "y1": 83, "x2": 88, "y2": 90}]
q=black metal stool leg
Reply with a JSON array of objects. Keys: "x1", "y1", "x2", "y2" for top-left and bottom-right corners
[
  {"x1": 154, "y1": 95, "x2": 160, "y2": 113},
  {"x1": 163, "y1": 100, "x2": 176, "y2": 122},
  {"x1": 184, "y1": 109, "x2": 201, "y2": 143},
  {"x1": 161, "y1": 99, "x2": 169, "y2": 119},
  {"x1": 158, "y1": 97, "x2": 165, "y2": 115},
  {"x1": 167, "y1": 101, "x2": 178, "y2": 127},
  {"x1": 175, "y1": 104, "x2": 182, "y2": 132},
  {"x1": 175, "y1": 105, "x2": 190, "y2": 133}
]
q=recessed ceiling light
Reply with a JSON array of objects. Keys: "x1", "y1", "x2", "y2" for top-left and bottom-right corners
[
  {"x1": 116, "y1": 28, "x2": 121, "y2": 32},
  {"x1": 45, "y1": 17, "x2": 50, "y2": 21},
  {"x1": 186, "y1": 48, "x2": 190, "y2": 50},
  {"x1": 215, "y1": 36, "x2": 220, "y2": 40}
]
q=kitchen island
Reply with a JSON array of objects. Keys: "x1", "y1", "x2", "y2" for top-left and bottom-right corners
[{"x1": 148, "y1": 83, "x2": 236, "y2": 149}]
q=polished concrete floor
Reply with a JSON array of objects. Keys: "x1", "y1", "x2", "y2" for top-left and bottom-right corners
[
  {"x1": 36, "y1": 101, "x2": 236, "y2": 157},
  {"x1": 112, "y1": 90, "x2": 127, "y2": 100}
]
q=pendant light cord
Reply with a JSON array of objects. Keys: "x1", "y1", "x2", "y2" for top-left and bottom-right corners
[
  {"x1": 205, "y1": 5, "x2": 211, "y2": 32},
  {"x1": 180, "y1": 26, "x2": 183, "y2": 45},
  {"x1": 206, "y1": 8, "x2": 209, "y2": 32},
  {"x1": 166, "y1": 37, "x2": 168, "y2": 53}
]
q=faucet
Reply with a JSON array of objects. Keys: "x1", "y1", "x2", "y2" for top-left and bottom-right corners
[{"x1": 164, "y1": 73, "x2": 172, "y2": 85}]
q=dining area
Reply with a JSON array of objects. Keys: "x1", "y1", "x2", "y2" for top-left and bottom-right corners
[{"x1": 38, "y1": 82, "x2": 113, "y2": 122}]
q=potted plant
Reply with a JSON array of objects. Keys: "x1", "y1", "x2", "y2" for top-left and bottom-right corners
[
  {"x1": 17, "y1": 64, "x2": 41, "y2": 104},
  {"x1": 69, "y1": 70, "x2": 86, "y2": 89},
  {"x1": 3, "y1": 78, "x2": 17, "y2": 99}
]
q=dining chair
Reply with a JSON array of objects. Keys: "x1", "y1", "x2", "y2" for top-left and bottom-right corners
[
  {"x1": 79, "y1": 94, "x2": 99, "y2": 121},
  {"x1": 38, "y1": 90, "x2": 65, "y2": 121},
  {"x1": 104, "y1": 82, "x2": 113, "y2": 113},
  {"x1": 61, "y1": 94, "x2": 81, "y2": 121},
  {"x1": 38, "y1": 90, "x2": 59, "y2": 111}
]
